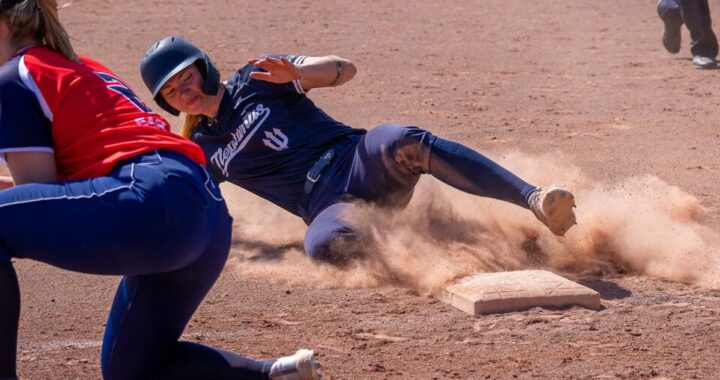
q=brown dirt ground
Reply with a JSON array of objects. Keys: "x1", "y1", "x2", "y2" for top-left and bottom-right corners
[{"x1": 6, "y1": 0, "x2": 720, "y2": 379}]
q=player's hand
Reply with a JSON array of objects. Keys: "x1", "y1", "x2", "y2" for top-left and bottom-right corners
[{"x1": 248, "y1": 57, "x2": 302, "y2": 84}]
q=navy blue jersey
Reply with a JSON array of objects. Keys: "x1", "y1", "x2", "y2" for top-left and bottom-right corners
[
  {"x1": 192, "y1": 55, "x2": 366, "y2": 216},
  {"x1": 0, "y1": 53, "x2": 54, "y2": 159}
]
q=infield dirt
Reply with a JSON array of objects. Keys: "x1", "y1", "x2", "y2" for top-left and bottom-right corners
[{"x1": 8, "y1": 0, "x2": 720, "y2": 379}]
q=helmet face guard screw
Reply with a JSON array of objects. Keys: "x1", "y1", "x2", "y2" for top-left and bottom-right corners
[{"x1": 139, "y1": 36, "x2": 220, "y2": 116}]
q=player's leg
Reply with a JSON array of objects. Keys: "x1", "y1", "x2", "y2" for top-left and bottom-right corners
[
  {"x1": 679, "y1": 0, "x2": 718, "y2": 67},
  {"x1": 0, "y1": 152, "x2": 216, "y2": 378},
  {"x1": 345, "y1": 124, "x2": 425, "y2": 208},
  {"x1": 304, "y1": 202, "x2": 367, "y2": 265},
  {"x1": 426, "y1": 129, "x2": 577, "y2": 235},
  {"x1": 348, "y1": 124, "x2": 576, "y2": 235},
  {"x1": 0, "y1": 164, "x2": 158, "y2": 380},
  {"x1": 0, "y1": 165, "x2": 212, "y2": 274},
  {"x1": 349, "y1": 123, "x2": 536, "y2": 207},
  {"x1": 147, "y1": 344, "x2": 320, "y2": 380},
  {"x1": 99, "y1": 209, "x2": 273, "y2": 379},
  {"x1": 657, "y1": 0, "x2": 683, "y2": 54},
  {"x1": 103, "y1": 201, "x2": 319, "y2": 379},
  {"x1": 430, "y1": 136, "x2": 538, "y2": 208},
  {"x1": 0, "y1": 151, "x2": 318, "y2": 378}
]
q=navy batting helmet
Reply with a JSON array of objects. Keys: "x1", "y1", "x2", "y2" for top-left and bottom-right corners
[{"x1": 140, "y1": 36, "x2": 220, "y2": 116}]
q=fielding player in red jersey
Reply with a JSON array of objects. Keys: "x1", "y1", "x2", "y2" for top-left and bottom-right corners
[{"x1": 0, "y1": 1, "x2": 319, "y2": 379}]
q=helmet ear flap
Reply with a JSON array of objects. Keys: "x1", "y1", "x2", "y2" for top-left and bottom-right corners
[
  {"x1": 199, "y1": 55, "x2": 220, "y2": 96},
  {"x1": 155, "y1": 95, "x2": 180, "y2": 116}
]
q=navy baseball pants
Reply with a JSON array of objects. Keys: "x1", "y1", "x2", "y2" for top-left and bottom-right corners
[
  {"x1": 304, "y1": 124, "x2": 537, "y2": 263},
  {"x1": 0, "y1": 151, "x2": 273, "y2": 379},
  {"x1": 658, "y1": 0, "x2": 718, "y2": 58}
]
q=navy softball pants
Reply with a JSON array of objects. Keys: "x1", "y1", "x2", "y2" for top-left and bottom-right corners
[
  {"x1": 0, "y1": 151, "x2": 272, "y2": 380},
  {"x1": 304, "y1": 124, "x2": 537, "y2": 263},
  {"x1": 658, "y1": 0, "x2": 718, "y2": 57}
]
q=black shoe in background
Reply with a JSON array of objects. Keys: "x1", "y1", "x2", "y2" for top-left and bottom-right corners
[{"x1": 662, "y1": 18, "x2": 682, "y2": 54}]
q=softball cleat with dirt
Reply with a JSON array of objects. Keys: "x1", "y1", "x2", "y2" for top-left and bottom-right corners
[
  {"x1": 529, "y1": 185, "x2": 577, "y2": 236},
  {"x1": 269, "y1": 349, "x2": 322, "y2": 380}
]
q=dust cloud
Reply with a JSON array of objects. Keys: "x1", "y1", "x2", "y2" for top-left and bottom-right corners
[{"x1": 221, "y1": 151, "x2": 720, "y2": 293}]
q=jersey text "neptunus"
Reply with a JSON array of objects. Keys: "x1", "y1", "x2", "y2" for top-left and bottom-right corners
[{"x1": 210, "y1": 103, "x2": 270, "y2": 176}]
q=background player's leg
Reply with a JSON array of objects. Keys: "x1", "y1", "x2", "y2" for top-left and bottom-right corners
[
  {"x1": 305, "y1": 202, "x2": 365, "y2": 265},
  {"x1": 680, "y1": 0, "x2": 719, "y2": 61},
  {"x1": 0, "y1": 255, "x2": 19, "y2": 380},
  {"x1": 658, "y1": 0, "x2": 682, "y2": 20},
  {"x1": 657, "y1": 0, "x2": 683, "y2": 53}
]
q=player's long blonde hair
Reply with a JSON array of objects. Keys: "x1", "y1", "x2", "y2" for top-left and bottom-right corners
[
  {"x1": 181, "y1": 114, "x2": 203, "y2": 138},
  {"x1": 0, "y1": 0, "x2": 79, "y2": 62}
]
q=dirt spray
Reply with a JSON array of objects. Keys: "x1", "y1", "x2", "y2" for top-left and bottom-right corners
[{"x1": 223, "y1": 151, "x2": 720, "y2": 293}]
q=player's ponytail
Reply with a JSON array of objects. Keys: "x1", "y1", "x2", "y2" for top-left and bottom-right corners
[
  {"x1": 0, "y1": 0, "x2": 79, "y2": 62},
  {"x1": 181, "y1": 114, "x2": 203, "y2": 138},
  {"x1": 37, "y1": 0, "x2": 78, "y2": 62}
]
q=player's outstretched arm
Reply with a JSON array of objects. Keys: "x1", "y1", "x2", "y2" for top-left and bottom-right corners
[{"x1": 249, "y1": 55, "x2": 356, "y2": 90}]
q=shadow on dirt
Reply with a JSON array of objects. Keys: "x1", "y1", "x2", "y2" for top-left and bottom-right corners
[
  {"x1": 578, "y1": 278, "x2": 632, "y2": 300},
  {"x1": 232, "y1": 238, "x2": 304, "y2": 261}
]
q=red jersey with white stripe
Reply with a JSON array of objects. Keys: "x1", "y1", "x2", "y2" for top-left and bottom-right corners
[{"x1": 0, "y1": 45, "x2": 206, "y2": 180}]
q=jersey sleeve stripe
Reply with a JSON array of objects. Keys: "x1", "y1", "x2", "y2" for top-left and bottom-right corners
[
  {"x1": 292, "y1": 79, "x2": 305, "y2": 94},
  {"x1": 18, "y1": 56, "x2": 54, "y2": 122},
  {"x1": 290, "y1": 55, "x2": 307, "y2": 65},
  {"x1": 289, "y1": 55, "x2": 306, "y2": 94}
]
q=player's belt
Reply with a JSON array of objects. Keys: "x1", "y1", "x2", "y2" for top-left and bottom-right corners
[{"x1": 304, "y1": 148, "x2": 335, "y2": 194}]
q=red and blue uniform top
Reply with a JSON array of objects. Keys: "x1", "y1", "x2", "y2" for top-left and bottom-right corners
[{"x1": 0, "y1": 45, "x2": 206, "y2": 180}]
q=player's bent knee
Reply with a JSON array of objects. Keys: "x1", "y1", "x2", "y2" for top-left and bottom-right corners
[
  {"x1": 305, "y1": 233, "x2": 365, "y2": 267},
  {"x1": 304, "y1": 231, "x2": 343, "y2": 262},
  {"x1": 101, "y1": 345, "x2": 159, "y2": 380},
  {"x1": 101, "y1": 357, "x2": 134, "y2": 380},
  {"x1": 376, "y1": 124, "x2": 435, "y2": 175}
]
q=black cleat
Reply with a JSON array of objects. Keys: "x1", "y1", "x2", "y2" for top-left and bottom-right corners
[{"x1": 662, "y1": 23, "x2": 682, "y2": 54}]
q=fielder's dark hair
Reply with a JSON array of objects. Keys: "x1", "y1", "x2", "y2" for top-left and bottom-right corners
[{"x1": 0, "y1": 0, "x2": 79, "y2": 62}]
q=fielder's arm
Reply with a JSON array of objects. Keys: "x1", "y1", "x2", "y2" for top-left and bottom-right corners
[
  {"x1": 0, "y1": 175, "x2": 13, "y2": 190},
  {"x1": 5, "y1": 151, "x2": 57, "y2": 185},
  {"x1": 249, "y1": 55, "x2": 357, "y2": 90}
]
